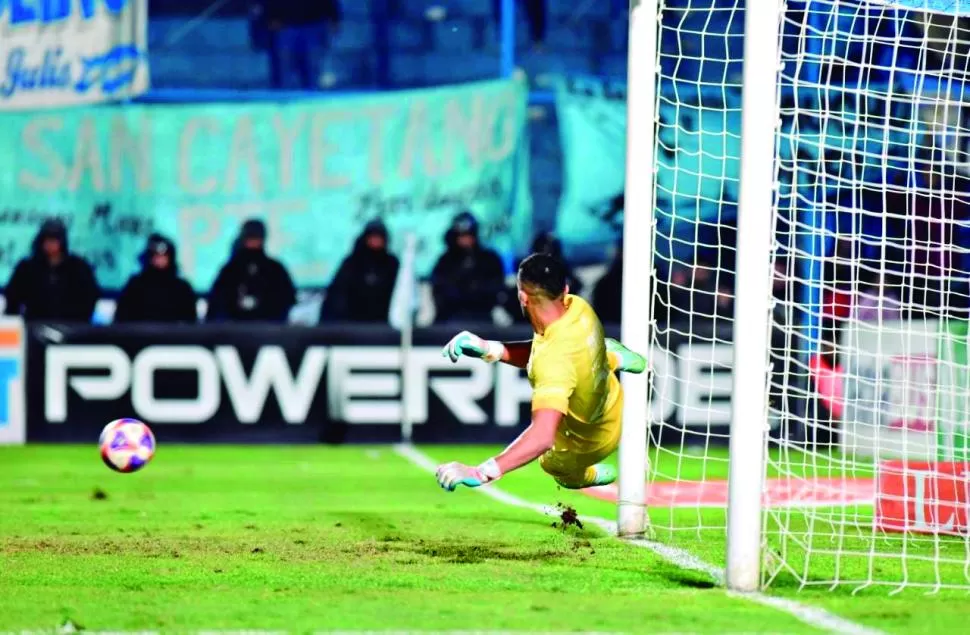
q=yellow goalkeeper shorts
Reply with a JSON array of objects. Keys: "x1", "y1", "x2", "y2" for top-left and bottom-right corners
[{"x1": 538, "y1": 389, "x2": 623, "y2": 488}]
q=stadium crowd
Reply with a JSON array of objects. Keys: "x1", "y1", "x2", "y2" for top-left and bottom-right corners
[
  {"x1": 0, "y1": 211, "x2": 601, "y2": 327},
  {"x1": 1, "y1": 208, "x2": 741, "y2": 330}
]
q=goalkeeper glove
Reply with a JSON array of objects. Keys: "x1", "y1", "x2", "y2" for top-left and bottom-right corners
[
  {"x1": 441, "y1": 330, "x2": 506, "y2": 364},
  {"x1": 435, "y1": 459, "x2": 502, "y2": 491}
]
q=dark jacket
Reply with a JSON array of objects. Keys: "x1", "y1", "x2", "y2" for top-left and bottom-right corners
[
  {"x1": 115, "y1": 269, "x2": 197, "y2": 323},
  {"x1": 4, "y1": 228, "x2": 98, "y2": 322},
  {"x1": 261, "y1": 0, "x2": 341, "y2": 26},
  {"x1": 431, "y1": 245, "x2": 505, "y2": 324},
  {"x1": 592, "y1": 252, "x2": 622, "y2": 325},
  {"x1": 321, "y1": 230, "x2": 400, "y2": 323},
  {"x1": 207, "y1": 247, "x2": 297, "y2": 322}
]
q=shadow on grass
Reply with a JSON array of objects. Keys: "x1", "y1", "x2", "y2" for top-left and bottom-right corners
[
  {"x1": 660, "y1": 568, "x2": 718, "y2": 589},
  {"x1": 414, "y1": 540, "x2": 564, "y2": 564}
]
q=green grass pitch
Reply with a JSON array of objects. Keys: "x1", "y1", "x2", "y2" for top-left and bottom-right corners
[{"x1": 0, "y1": 445, "x2": 967, "y2": 633}]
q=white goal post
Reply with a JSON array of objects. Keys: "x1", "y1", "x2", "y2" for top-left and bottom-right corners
[{"x1": 619, "y1": 0, "x2": 970, "y2": 593}]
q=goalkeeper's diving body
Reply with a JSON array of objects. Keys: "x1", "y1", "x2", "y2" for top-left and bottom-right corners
[{"x1": 435, "y1": 252, "x2": 646, "y2": 492}]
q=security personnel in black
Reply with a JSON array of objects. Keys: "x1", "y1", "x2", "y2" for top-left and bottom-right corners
[
  {"x1": 207, "y1": 219, "x2": 297, "y2": 322},
  {"x1": 3, "y1": 219, "x2": 99, "y2": 322},
  {"x1": 115, "y1": 234, "x2": 198, "y2": 323},
  {"x1": 430, "y1": 211, "x2": 506, "y2": 324},
  {"x1": 320, "y1": 219, "x2": 400, "y2": 323}
]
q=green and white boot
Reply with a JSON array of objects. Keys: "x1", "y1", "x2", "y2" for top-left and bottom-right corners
[
  {"x1": 606, "y1": 338, "x2": 647, "y2": 374},
  {"x1": 588, "y1": 463, "x2": 618, "y2": 487}
]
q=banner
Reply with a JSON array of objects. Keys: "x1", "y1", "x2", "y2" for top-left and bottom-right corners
[
  {"x1": 0, "y1": 318, "x2": 25, "y2": 445},
  {"x1": 0, "y1": 0, "x2": 149, "y2": 110},
  {"x1": 876, "y1": 460, "x2": 970, "y2": 536},
  {"x1": 0, "y1": 78, "x2": 532, "y2": 290},
  {"x1": 554, "y1": 73, "x2": 955, "y2": 265},
  {"x1": 841, "y1": 320, "x2": 940, "y2": 458},
  {"x1": 26, "y1": 322, "x2": 739, "y2": 444},
  {"x1": 936, "y1": 320, "x2": 970, "y2": 461},
  {"x1": 554, "y1": 76, "x2": 742, "y2": 266}
]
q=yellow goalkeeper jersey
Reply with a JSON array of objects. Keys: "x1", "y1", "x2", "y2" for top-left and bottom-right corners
[{"x1": 527, "y1": 294, "x2": 622, "y2": 450}]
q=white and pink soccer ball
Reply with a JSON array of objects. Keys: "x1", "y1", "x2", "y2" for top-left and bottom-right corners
[{"x1": 99, "y1": 418, "x2": 156, "y2": 473}]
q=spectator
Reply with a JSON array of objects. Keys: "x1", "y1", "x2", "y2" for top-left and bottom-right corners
[
  {"x1": 3, "y1": 219, "x2": 98, "y2": 322},
  {"x1": 321, "y1": 220, "x2": 400, "y2": 323},
  {"x1": 769, "y1": 256, "x2": 795, "y2": 419},
  {"x1": 492, "y1": 0, "x2": 546, "y2": 47},
  {"x1": 853, "y1": 268, "x2": 904, "y2": 323},
  {"x1": 208, "y1": 219, "x2": 297, "y2": 322},
  {"x1": 656, "y1": 260, "x2": 692, "y2": 326},
  {"x1": 592, "y1": 242, "x2": 622, "y2": 324},
  {"x1": 431, "y1": 211, "x2": 505, "y2": 324},
  {"x1": 115, "y1": 234, "x2": 197, "y2": 323},
  {"x1": 252, "y1": 0, "x2": 341, "y2": 89},
  {"x1": 655, "y1": 257, "x2": 733, "y2": 326},
  {"x1": 821, "y1": 235, "x2": 855, "y2": 348}
]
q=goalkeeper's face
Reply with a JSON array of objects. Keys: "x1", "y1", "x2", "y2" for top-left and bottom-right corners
[{"x1": 516, "y1": 277, "x2": 570, "y2": 322}]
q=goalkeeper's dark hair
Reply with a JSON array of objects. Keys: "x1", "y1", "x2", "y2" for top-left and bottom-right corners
[{"x1": 518, "y1": 252, "x2": 568, "y2": 300}]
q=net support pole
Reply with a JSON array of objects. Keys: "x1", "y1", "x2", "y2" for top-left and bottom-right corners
[
  {"x1": 500, "y1": 0, "x2": 516, "y2": 78},
  {"x1": 725, "y1": 0, "x2": 783, "y2": 592},
  {"x1": 399, "y1": 233, "x2": 418, "y2": 444},
  {"x1": 617, "y1": 0, "x2": 659, "y2": 539}
]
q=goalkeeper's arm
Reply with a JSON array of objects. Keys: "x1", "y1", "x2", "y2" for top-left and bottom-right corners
[
  {"x1": 492, "y1": 408, "x2": 561, "y2": 473},
  {"x1": 497, "y1": 340, "x2": 531, "y2": 369},
  {"x1": 435, "y1": 409, "x2": 561, "y2": 491},
  {"x1": 442, "y1": 331, "x2": 531, "y2": 368}
]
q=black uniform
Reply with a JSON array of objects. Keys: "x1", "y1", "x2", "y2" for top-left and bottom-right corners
[
  {"x1": 208, "y1": 224, "x2": 297, "y2": 323},
  {"x1": 115, "y1": 235, "x2": 197, "y2": 323},
  {"x1": 321, "y1": 220, "x2": 400, "y2": 323},
  {"x1": 592, "y1": 244, "x2": 622, "y2": 325},
  {"x1": 4, "y1": 220, "x2": 99, "y2": 322},
  {"x1": 431, "y1": 212, "x2": 506, "y2": 324}
]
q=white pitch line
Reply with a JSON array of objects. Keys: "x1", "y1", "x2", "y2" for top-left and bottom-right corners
[{"x1": 394, "y1": 444, "x2": 884, "y2": 635}]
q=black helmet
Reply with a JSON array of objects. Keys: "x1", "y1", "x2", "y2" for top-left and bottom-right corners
[
  {"x1": 240, "y1": 218, "x2": 267, "y2": 241},
  {"x1": 139, "y1": 233, "x2": 178, "y2": 271},
  {"x1": 32, "y1": 218, "x2": 69, "y2": 257}
]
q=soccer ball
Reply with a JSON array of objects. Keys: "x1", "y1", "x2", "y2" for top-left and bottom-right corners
[{"x1": 99, "y1": 418, "x2": 156, "y2": 473}]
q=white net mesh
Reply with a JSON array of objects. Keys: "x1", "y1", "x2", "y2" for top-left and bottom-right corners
[
  {"x1": 768, "y1": 0, "x2": 970, "y2": 591},
  {"x1": 643, "y1": 0, "x2": 970, "y2": 591},
  {"x1": 645, "y1": 0, "x2": 744, "y2": 543}
]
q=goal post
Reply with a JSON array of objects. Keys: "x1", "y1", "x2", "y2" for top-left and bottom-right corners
[
  {"x1": 725, "y1": 0, "x2": 786, "y2": 592},
  {"x1": 618, "y1": 0, "x2": 660, "y2": 539},
  {"x1": 616, "y1": 0, "x2": 970, "y2": 593}
]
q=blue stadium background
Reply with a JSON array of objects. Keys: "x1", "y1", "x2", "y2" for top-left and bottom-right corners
[{"x1": 143, "y1": 0, "x2": 641, "y2": 238}]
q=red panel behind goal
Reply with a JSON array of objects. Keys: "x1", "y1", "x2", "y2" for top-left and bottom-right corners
[{"x1": 875, "y1": 461, "x2": 970, "y2": 536}]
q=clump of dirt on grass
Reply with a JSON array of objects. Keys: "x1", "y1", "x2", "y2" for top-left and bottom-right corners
[
  {"x1": 90, "y1": 488, "x2": 108, "y2": 501},
  {"x1": 551, "y1": 502, "x2": 583, "y2": 530},
  {"x1": 550, "y1": 503, "x2": 595, "y2": 558}
]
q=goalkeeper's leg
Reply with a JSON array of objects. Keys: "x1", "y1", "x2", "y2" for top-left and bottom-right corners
[
  {"x1": 606, "y1": 338, "x2": 646, "y2": 374},
  {"x1": 538, "y1": 406, "x2": 622, "y2": 489},
  {"x1": 539, "y1": 450, "x2": 617, "y2": 489}
]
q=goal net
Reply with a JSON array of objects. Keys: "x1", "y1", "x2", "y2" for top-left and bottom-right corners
[{"x1": 630, "y1": 0, "x2": 970, "y2": 591}]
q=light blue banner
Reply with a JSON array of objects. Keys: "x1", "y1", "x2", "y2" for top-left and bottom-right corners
[
  {"x1": 555, "y1": 73, "x2": 959, "y2": 266},
  {"x1": 554, "y1": 76, "x2": 740, "y2": 266},
  {"x1": 0, "y1": 78, "x2": 532, "y2": 290},
  {"x1": 870, "y1": 0, "x2": 970, "y2": 14}
]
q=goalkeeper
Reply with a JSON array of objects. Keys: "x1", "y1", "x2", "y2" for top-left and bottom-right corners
[{"x1": 435, "y1": 252, "x2": 646, "y2": 492}]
